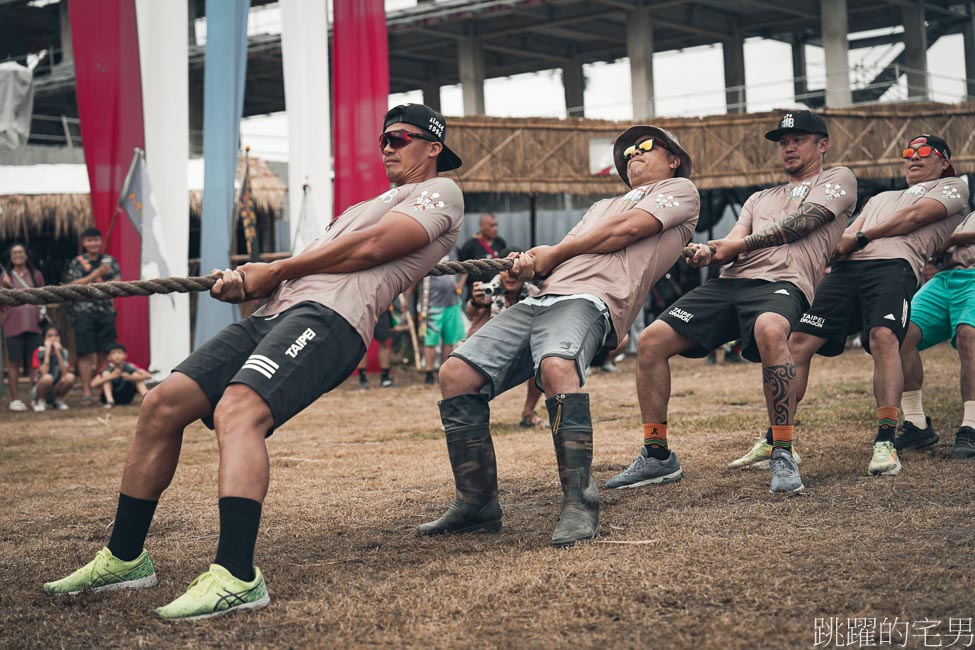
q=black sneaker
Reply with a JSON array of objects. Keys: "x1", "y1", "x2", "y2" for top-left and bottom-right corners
[
  {"x1": 893, "y1": 417, "x2": 939, "y2": 451},
  {"x1": 949, "y1": 426, "x2": 975, "y2": 459}
]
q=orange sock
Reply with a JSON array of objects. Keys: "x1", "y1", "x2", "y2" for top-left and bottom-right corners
[
  {"x1": 877, "y1": 405, "x2": 899, "y2": 442},
  {"x1": 770, "y1": 425, "x2": 794, "y2": 453},
  {"x1": 643, "y1": 422, "x2": 668, "y2": 450}
]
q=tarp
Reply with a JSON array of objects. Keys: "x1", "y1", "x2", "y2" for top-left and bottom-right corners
[
  {"x1": 332, "y1": 0, "x2": 390, "y2": 216},
  {"x1": 0, "y1": 61, "x2": 34, "y2": 149},
  {"x1": 135, "y1": 0, "x2": 190, "y2": 379},
  {"x1": 194, "y1": 0, "x2": 250, "y2": 349},
  {"x1": 280, "y1": 0, "x2": 332, "y2": 251},
  {"x1": 69, "y1": 0, "x2": 149, "y2": 368}
]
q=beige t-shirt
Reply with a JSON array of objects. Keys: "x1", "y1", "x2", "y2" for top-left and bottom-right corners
[
  {"x1": 538, "y1": 177, "x2": 700, "y2": 347},
  {"x1": 846, "y1": 178, "x2": 970, "y2": 280},
  {"x1": 721, "y1": 167, "x2": 857, "y2": 305},
  {"x1": 944, "y1": 210, "x2": 975, "y2": 270},
  {"x1": 259, "y1": 177, "x2": 464, "y2": 346}
]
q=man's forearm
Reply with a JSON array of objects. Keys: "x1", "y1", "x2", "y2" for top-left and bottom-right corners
[
  {"x1": 743, "y1": 202, "x2": 835, "y2": 252},
  {"x1": 947, "y1": 231, "x2": 975, "y2": 248},
  {"x1": 861, "y1": 202, "x2": 948, "y2": 241},
  {"x1": 553, "y1": 211, "x2": 659, "y2": 260}
]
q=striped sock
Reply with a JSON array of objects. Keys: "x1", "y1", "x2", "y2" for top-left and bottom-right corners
[
  {"x1": 643, "y1": 422, "x2": 669, "y2": 460},
  {"x1": 876, "y1": 405, "x2": 900, "y2": 443},
  {"x1": 770, "y1": 425, "x2": 794, "y2": 454}
]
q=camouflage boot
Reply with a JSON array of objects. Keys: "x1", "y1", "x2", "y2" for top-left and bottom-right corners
[
  {"x1": 547, "y1": 393, "x2": 600, "y2": 547},
  {"x1": 417, "y1": 394, "x2": 502, "y2": 535}
]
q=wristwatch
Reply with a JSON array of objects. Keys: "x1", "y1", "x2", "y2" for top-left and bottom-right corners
[{"x1": 855, "y1": 231, "x2": 869, "y2": 250}]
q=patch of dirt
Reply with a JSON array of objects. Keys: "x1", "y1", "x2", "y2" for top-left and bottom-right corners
[{"x1": 1, "y1": 344, "x2": 972, "y2": 648}]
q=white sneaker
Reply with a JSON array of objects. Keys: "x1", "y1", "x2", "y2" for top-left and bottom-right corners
[
  {"x1": 33, "y1": 400, "x2": 47, "y2": 412},
  {"x1": 54, "y1": 399, "x2": 70, "y2": 411},
  {"x1": 8, "y1": 399, "x2": 27, "y2": 412}
]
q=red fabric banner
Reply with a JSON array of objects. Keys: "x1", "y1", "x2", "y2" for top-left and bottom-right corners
[
  {"x1": 332, "y1": 0, "x2": 390, "y2": 217},
  {"x1": 70, "y1": 0, "x2": 149, "y2": 367}
]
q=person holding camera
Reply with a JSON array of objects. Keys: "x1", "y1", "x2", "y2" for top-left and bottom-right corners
[
  {"x1": 91, "y1": 342, "x2": 152, "y2": 408},
  {"x1": 65, "y1": 226, "x2": 121, "y2": 406},
  {"x1": 466, "y1": 247, "x2": 542, "y2": 426},
  {"x1": 2, "y1": 242, "x2": 46, "y2": 412}
]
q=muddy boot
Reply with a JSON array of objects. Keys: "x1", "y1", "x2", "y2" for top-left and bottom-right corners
[
  {"x1": 547, "y1": 393, "x2": 599, "y2": 547},
  {"x1": 417, "y1": 394, "x2": 502, "y2": 536}
]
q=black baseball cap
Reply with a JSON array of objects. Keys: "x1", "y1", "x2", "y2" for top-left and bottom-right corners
[
  {"x1": 907, "y1": 134, "x2": 956, "y2": 178},
  {"x1": 764, "y1": 110, "x2": 829, "y2": 142},
  {"x1": 612, "y1": 125, "x2": 693, "y2": 187},
  {"x1": 383, "y1": 104, "x2": 463, "y2": 172}
]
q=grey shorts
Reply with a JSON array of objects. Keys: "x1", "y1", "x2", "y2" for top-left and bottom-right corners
[{"x1": 450, "y1": 298, "x2": 609, "y2": 399}]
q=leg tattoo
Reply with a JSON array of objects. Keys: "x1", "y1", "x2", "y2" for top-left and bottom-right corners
[{"x1": 763, "y1": 363, "x2": 796, "y2": 426}]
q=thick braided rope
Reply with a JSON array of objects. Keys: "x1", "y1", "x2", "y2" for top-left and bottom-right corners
[{"x1": 0, "y1": 257, "x2": 515, "y2": 307}]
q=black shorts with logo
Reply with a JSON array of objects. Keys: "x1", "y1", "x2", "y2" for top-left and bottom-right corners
[
  {"x1": 174, "y1": 302, "x2": 365, "y2": 436},
  {"x1": 792, "y1": 259, "x2": 917, "y2": 356},
  {"x1": 657, "y1": 278, "x2": 808, "y2": 363}
]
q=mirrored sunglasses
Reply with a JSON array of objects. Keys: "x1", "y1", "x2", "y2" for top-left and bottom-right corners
[
  {"x1": 623, "y1": 138, "x2": 672, "y2": 160},
  {"x1": 379, "y1": 129, "x2": 437, "y2": 150},
  {"x1": 902, "y1": 145, "x2": 946, "y2": 160}
]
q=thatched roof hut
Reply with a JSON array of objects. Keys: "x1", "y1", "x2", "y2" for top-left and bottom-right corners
[
  {"x1": 0, "y1": 154, "x2": 286, "y2": 241},
  {"x1": 446, "y1": 101, "x2": 975, "y2": 195}
]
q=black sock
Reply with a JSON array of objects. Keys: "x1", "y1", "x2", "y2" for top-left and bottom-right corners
[
  {"x1": 358, "y1": 368, "x2": 367, "y2": 382},
  {"x1": 764, "y1": 427, "x2": 773, "y2": 445},
  {"x1": 875, "y1": 427, "x2": 896, "y2": 444},
  {"x1": 380, "y1": 368, "x2": 390, "y2": 381},
  {"x1": 425, "y1": 370, "x2": 435, "y2": 380},
  {"x1": 107, "y1": 493, "x2": 158, "y2": 562},
  {"x1": 214, "y1": 497, "x2": 262, "y2": 582}
]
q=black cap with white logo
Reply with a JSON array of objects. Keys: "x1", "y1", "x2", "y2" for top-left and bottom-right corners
[
  {"x1": 383, "y1": 103, "x2": 463, "y2": 172},
  {"x1": 908, "y1": 134, "x2": 956, "y2": 178},
  {"x1": 764, "y1": 110, "x2": 829, "y2": 142}
]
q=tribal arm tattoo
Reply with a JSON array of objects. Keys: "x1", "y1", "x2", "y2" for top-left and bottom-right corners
[
  {"x1": 742, "y1": 202, "x2": 836, "y2": 253},
  {"x1": 762, "y1": 363, "x2": 797, "y2": 426}
]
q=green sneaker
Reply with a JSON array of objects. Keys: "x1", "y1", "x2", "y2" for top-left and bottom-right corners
[
  {"x1": 728, "y1": 436, "x2": 801, "y2": 469},
  {"x1": 43, "y1": 547, "x2": 157, "y2": 596},
  {"x1": 153, "y1": 564, "x2": 270, "y2": 621}
]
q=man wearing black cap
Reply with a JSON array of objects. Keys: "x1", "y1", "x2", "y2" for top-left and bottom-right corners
[
  {"x1": 776, "y1": 134, "x2": 968, "y2": 477},
  {"x1": 42, "y1": 104, "x2": 465, "y2": 620},
  {"x1": 607, "y1": 110, "x2": 857, "y2": 495},
  {"x1": 421, "y1": 126, "x2": 699, "y2": 547}
]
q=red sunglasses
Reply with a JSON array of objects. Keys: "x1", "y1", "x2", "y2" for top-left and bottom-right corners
[
  {"x1": 379, "y1": 129, "x2": 438, "y2": 150},
  {"x1": 902, "y1": 145, "x2": 946, "y2": 161}
]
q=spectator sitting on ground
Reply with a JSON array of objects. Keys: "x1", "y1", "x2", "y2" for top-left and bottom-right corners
[
  {"x1": 2, "y1": 242, "x2": 46, "y2": 412},
  {"x1": 31, "y1": 326, "x2": 75, "y2": 412},
  {"x1": 91, "y1": 342, "x2": 152, "y2": 408},
  {"x1": 466, "y1": 247, "x2": 542, "y2": 427}
]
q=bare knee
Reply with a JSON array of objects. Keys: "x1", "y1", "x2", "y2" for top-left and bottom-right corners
[
  {"x1": 439, "y1": 356, "x2": 486, "y2": 397},
  {"x1": 788, "y1": 331, "x2": 822, "y2": 362},
  {"x1": 637, "y1": 321, "x2": 678, "y2": 365},
  {"x1": 956, "y1": 324, "x2": 975, "y2": 349},
  {"x1": 869, "y1": 326, "x2": 899, "y2": 352},
  {"x1": 213, "y1": 384, "x2": 273, "y2": 436},
  {"x1": 903, "y1": 323, "x2": 923, "y2": 350},
  {"x1": 539, "y1": 356, "x2": 580, "y2": 395},
  {"x1": 753, "y1": 314, "x2": 790, "y2": 358}
]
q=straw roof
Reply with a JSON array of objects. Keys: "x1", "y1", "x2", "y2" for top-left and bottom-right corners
[
  {"x1": 446, "y1": 101, "x2": 975, "y2": 195},
  {"x1": 0, "y1": 154, "x2": 286, "y2": 240}
]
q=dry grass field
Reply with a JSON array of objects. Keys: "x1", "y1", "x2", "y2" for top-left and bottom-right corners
[{"x1": 1, "y1": 344, "x2": 973, "y2": 649}]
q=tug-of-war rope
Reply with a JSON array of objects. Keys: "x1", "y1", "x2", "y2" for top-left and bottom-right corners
[{"x1": 0, "y1": 258, "x2": 514, "y2": 307}]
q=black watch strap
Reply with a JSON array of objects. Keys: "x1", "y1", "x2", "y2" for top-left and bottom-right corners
[{"x1": 855, "y1": 231, "x2": 869, "y2": 250}]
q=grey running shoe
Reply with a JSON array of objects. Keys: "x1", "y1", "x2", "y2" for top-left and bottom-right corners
[
  {"x1": 894, "y1": 417, "x2": 939, "y2": 451},
  {"x1": 950, "y1": 426, "x2": 975, "y2": 459},
  {"x1": 769, "y1": 448, "x2": 804, "y2": 494},
  {"x1": 605, "y1": 448, "x2": 683, "y2": 489}
]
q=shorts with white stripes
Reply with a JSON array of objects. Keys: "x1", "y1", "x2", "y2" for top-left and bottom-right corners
[{"x1": 174, "y1": 301, "x2": 365, "y2": 436}]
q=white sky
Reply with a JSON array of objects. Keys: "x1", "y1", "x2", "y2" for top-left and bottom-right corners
[{"x1": 239, "y1": 2, "x2": 969, "y2": 160}]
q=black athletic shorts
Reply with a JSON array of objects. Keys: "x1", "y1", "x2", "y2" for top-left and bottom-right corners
[
  {"x1": 71, "y1": 311, "x2": 118, "y2": 356},
  {"x1": 373, "y1": 308, "x2": 393, "y2": 342},
  {"x1": 792, "y1": 259, "x2": 917, "y2": 356},
  {"x1": 657, "y1": 278, "x2": 808, "y2": 363},
  {"x1": 5, "y1": 331, "x2": 42, "y2": 372},
  {"x1": 174, "y1": 301, "x2": 365, "y2": 436}
]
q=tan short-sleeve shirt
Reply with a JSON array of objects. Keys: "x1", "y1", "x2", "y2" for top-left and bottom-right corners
[
  {"x1": 259, "y1": 177, "x2": 464, "y2": 346},
  {"x1": 944, "y1": 210, "x2": 975, "y2": 270},
  {"x1": 721, "y1": 167, "x2": 857, "y2": 304},
  {"x1": 846, "y1": 178, "x2": 970, "y2": 280},
  {"x1": 538, "y1": 176, "x2": 700, "y2": 347}
]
